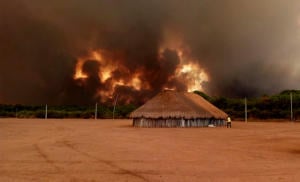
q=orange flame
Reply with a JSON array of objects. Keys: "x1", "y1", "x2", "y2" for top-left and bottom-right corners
[
  {"x1": 74, "y1": 50, "x2": 143, "y2": 101},
  {"x1": 74, "y1": 30, "x2": 209, "y2": 102},
  {"x1": 74, "y1": 59, "x2": 88, "y2": 79},
  {"x1": 159, "y1": 32, "x2": 209, "y2": 92}
]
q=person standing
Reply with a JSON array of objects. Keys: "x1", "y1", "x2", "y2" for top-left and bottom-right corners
[{"x1": 227, "y1": 116, "x2": 231, "y2": 128}]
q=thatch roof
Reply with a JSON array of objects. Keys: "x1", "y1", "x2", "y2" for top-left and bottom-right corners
[{"x1": 130, "y1": 91, "x2": 228, "y2": 119}]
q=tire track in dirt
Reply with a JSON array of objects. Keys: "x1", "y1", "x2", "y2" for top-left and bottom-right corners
[
  {"x1": 33, "y1": 144, "x2": 61, "y2": 172},
  {"x1": 62, "y1": 141, "x2": 150, "y2": 182}
]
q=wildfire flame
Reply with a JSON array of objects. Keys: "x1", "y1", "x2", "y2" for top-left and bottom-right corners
[
  {"x1": 74, "y1": 60, "x2": 88, "y2": 79},
  {"x1": 74, "y1": 33, "x2": 209, "y2": 102},
  {"x1": 159, "y1": 33, "x2": 209, "y2": 92},
  {"x1": 74, "y1": 50, "x2": 143, "y2": 101},
  {"x1": 177, "y1": 63, "x2": 208, "y2": 92}
]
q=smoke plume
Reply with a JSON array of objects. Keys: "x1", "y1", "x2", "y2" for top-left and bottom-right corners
[{"x1": 1, "y1": 0, "x2": 300, "y2": 104}]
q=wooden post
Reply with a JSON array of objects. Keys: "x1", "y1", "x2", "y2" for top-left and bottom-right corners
[
  {"x1": 113, "y1": 94, "x2": 119, "y2": 120},
  {"x1": 245, "y1": 97, "x2": 248, "y2": 123},
  {"x1": 291, "y1": 92, "x2": 293, "y2": 121},
  {"x1": 95, "y1": 103, "x2": 98, "y2": 120},
  {"x1": 45, "y1": 104, "x2": 48, "y2": 119}
]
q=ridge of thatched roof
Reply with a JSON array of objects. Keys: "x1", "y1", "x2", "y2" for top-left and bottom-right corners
[{"x1": 130, "y1": 91, "x2": 228, "y2": 119}]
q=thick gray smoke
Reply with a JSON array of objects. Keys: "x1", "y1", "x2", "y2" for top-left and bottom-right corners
[{"x1": 1, "y1": 0, "x2": 300, "y2": 104}]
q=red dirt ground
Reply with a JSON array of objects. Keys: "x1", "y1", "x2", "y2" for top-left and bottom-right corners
[{"x1": 1, "y1": 119, "x2": 300, "y2": 182}]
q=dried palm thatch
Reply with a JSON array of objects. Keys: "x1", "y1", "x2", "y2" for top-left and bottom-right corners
[{"x1": 130, "y1": 90, "x2": 228, "y2": 119}]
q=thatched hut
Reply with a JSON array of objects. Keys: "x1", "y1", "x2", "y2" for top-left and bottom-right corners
[{"x1": 130, "y1": 90, "x2": 228, "y2": 128}]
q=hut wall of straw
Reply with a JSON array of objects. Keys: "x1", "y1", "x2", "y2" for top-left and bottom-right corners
[{"x1": 133, "y1": 118, "x2": 226, "y2": 128}]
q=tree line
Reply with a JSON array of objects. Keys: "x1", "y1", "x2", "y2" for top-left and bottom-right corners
[
  {"x1": 0, "y1": 90, "x2": 299, "y2": 119},
  {"x1": 0, "y1": 104, "x2": 136, "y2": 119},
  {"x1": 194, "y1": 90, "x2": 300, "y2": 120}
]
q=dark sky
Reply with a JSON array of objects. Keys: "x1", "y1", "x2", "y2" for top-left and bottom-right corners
[{"x1": 1, "y1": 0, "x2": 300, "y2": 104}]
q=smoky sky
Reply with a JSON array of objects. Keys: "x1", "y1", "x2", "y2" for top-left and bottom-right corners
[{"x1": 1, "y1": 0, "x2": 300, "y2": 104}]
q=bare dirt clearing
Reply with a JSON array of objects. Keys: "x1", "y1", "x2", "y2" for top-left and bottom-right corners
[{"x1": 1, "y1": 119, "x2": 300, "y2": 181}]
